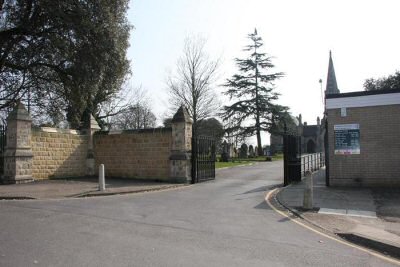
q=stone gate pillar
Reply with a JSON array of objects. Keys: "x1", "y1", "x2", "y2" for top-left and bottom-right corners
[
  {"x1": 169, "y1": 106, "x2": 192, "y2": 183},
  {"x1": 84, "y1": 114, "x2": 101, "y2": 176},
  {"x1": 2, "y1": 102, "x2": 33, "y2": 184}
]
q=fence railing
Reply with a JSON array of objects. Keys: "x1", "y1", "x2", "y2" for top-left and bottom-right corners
[
  {"x1": 191, "y1": 135, "x2": 216, "y2": 183},
  {"x1": 301, "y1": 152, "x2": 325, "y2": 176},
  {"x1": 0, "y1": 124, "x2": 6, "y2": 176}
]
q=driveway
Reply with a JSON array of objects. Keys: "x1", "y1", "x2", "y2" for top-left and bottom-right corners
[{"x1": 0, "y1": 161, "x2": 396, "y2": 266}]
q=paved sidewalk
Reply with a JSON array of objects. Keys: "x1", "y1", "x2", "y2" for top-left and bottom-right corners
[
  {"x1": 0, "y1": 177, "x2": 185, "y2": 199},
  {"x1": 277, "y1": 169, "x2": 400, "y2": 257}
]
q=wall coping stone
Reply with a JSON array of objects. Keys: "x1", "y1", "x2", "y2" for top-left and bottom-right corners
[
  {"x1": 95, "y1": 127, "x2": 172, "y2": 135},
  {"x1": 32, "y1": 127, "x2": 84, "y2": 135}
]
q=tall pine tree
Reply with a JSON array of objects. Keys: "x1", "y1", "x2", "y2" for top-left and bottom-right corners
[{"x1": 222, "y1": 29, "x2": 287, "y2": 155}]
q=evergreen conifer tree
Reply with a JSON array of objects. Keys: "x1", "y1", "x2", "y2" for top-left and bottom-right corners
[{"x1": 222, "y1": 29, "x2": 287, "y2": 155}]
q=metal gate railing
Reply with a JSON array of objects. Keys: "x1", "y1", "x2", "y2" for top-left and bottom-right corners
[
  {"x1": 283, "y1": 134, "x2": 301, "y2": 186},
  {"x1": 0, "y1": 124, "x2": 6, "y2": 176},
  {"x1": 301, "y1": 153, "x2": 325, "y2": 177},
  {"x1": 191, "y1": 135, "x2": 216, "y2": 184}
]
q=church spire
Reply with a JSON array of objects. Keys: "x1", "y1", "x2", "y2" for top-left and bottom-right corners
[{"x1": 325, "y1": 51, "x2": 340, "y2": 95}]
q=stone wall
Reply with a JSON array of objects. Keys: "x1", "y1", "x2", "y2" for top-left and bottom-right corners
[
  {"x1": 31, "y1": 128, "x2": 88, "y2": 179},
  {"x1": 2, "y1": 104, "x2": 192, "y2": 184},
  {"x1": 94, "y1": 128, "x2": 172, "y2": 180},
  {"x1": 327, "y1": 105, "x2": 400, "y2": 186}
]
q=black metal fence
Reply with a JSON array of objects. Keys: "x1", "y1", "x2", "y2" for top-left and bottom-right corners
[
  {"x1": 283, "y1": 134, "x2": 301, "y2": 186},
  {"x1": 283, "y1": 132, "x2": 326, "y2": 186},
  {"x1": 191, "y1": 135, "x2": 216, "y2": 184},
  {"x1": 301, "y1": 153, "x2": 325, "y2": 177},
  {"x1": 0, "y1": 124, "x2": 6, "y2": 176}
]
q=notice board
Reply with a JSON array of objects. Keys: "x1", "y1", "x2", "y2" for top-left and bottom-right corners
[{"x1": 334, "y1": 124, "x2": 360, "y2": 155}]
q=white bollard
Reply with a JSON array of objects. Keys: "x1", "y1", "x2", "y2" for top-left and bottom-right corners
[
  {"x1": 99, "y1": 164, "x2": 105, "y2": 191},
  {"x1": 303, "y1": 171, "x2": 313, "y2": 210}
]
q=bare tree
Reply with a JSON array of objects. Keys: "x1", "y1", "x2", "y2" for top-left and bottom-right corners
[
  {"x1": 110, "y1": 103, "x2": 156, "y2": 130},
  {"x1": 224, "y1": 115, "x2": 248, "y2": 149},
  {"x1": 102, "y1": 85, "x2": 157, "y2": 130},
  {"x1": 167, "y1": 36, "x2": 220, "y2": 134},
  {"x1": 99, "y1": 85, "x2": 145, "y2": 128}
]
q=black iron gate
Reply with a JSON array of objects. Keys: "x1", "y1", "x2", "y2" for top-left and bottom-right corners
[
  {"x1": 191, "y1": 135, "x2": 216, "y2": 183},
  {"x1": 283, "y1": 134, "x2": 301, "y2": 186},
  {"x1": 0, "y1": 124, "x2": 6, "y2": 176}
]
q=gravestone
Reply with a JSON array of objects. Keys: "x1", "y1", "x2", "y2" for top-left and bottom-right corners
[
  {"x1": 233, "y1": 147, "x2": 238, "y2": 158},
  {"x1": 221, "y1": 141, "x2": 230, "y2": 162},
  {"x1": 229, "y1": 144, "x2": 235, "y2": 158},
  {"x1": 248, "y1": 145, "x2": 254, "y2": 158},
  {"x1": 239, "y1": 144, "x2": 248, "y2": 158}
]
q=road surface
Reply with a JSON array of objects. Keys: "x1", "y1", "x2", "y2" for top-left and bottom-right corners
[{"x1": 0, "y1": 161, "x2": 396, "y2": 266}]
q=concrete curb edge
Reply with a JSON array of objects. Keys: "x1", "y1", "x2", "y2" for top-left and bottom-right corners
[
  {"x1": 0, "y1": 184, "x2": 187, "y2": 201},
  {"x1": 274, "y1": 186, "x2": 400, "y2": 260}
]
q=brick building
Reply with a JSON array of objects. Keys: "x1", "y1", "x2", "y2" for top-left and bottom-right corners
[
  {"x1": 324, "y1": 52, "x2": 400, "y2": 186},
  {"x1": 325, "y1": 89, "x2": 400, "y2": 186}
]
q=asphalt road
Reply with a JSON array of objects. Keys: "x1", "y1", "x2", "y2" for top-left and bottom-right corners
[{"x1": 0, "y1": 161, "x2": 396, "y2": 266}]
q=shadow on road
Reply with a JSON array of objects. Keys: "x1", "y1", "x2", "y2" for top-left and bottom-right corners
[
  {"x1": 240, "y1": 184, "x2": 282, "y2": 195},
  {"x1": 254, "y1": 200, "x2": 272, "y2": 210},
  {"x1": 278, "y1": 217, "x2": 290, "y2": 223},
  {"x1": 372, "y1": 188, "x2": 400, "y2": 222}
]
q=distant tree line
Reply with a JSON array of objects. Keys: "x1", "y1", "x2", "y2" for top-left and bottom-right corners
[{"x1": 364, "y1": 71, "x2": 400, "y2": 91}]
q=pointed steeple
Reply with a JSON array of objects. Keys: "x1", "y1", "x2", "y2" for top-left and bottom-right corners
[{"x1": 325, "y1": 51, "x2": 340, "y2": 95}]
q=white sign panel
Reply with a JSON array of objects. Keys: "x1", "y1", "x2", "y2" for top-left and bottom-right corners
[{"x1": 334, "y1": 124, "x2": 360, "y2": 155}]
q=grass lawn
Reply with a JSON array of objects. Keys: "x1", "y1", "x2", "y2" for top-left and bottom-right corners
[
  {"x1": 272, "y1": 153, "x2": 284, "y2": 160},
  {"x1": 215, "y1": 161, "x2": 253, "y2": 169},
  {"x1": 215, "y1": 154, "x2": 283, "y2": 169}
]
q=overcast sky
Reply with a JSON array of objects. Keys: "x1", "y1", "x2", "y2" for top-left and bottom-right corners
[{"x1": 126, "y1": 0, "x2": 400, "y2": 145}]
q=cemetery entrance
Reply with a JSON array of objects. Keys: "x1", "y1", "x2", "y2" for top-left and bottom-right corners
[{"x1": 191, "y1": 135, "x2": 216, "y2": 183}]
